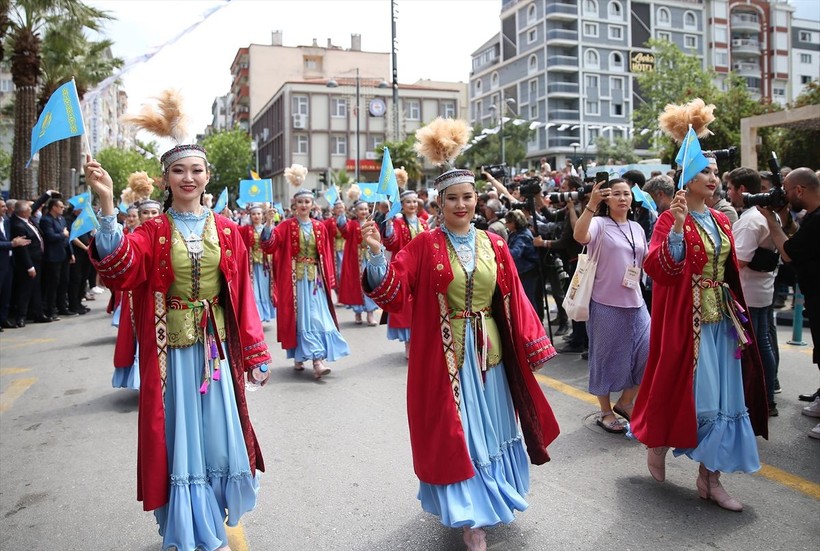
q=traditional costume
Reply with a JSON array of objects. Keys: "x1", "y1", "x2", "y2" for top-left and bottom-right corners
[
  {"x1": 93, "y1": 90, "x2": 270, "y2": 551},
  {"x1": 364, "y1": 118, "x2": 559, "y2": 538},
  {"x1": 238, "y1": 204, "x2": 276, "y2": 322},
  {"x1": 261, "y1": 168, "x2": 349, "y2": 378},
  {"x1": 336, "y1": 200, "x2": 379, "y2": 324}
]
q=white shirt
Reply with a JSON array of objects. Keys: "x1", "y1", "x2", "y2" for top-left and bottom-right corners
[{"x1": 733, "y1": 207, "x2": 776, "y2": 308}]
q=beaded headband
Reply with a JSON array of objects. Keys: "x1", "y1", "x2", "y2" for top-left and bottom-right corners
[
  {"x1": 160, "y1": 144, "x2": 208, "y2": 173},
  {"x1": 435, "y1": 169, "x2": 476, "y2": 193},
  {"x1": 353, "y1": 199, "x2": 368, "y2": 208},
  {"x1": 137, "y1": 199, "x2": 162, "y2": 212},
  {"x1": 248, "y1": 204, "x2": 265, "y2": 213},
  {"x1": 293, "y1": 188, "x2": 314, "y2": 199},
  {"x1": 400, "y1": 190, "x2": 418, "y2": 200}
]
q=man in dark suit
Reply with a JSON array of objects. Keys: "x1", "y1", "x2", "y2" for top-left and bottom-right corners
[
  {"x1": 10, "y1": 199, "x2": 51, "y2": 326},
  {"x1": 39, "y1": 198, "x2": 75, "y2": 320},
  {"x1": 0, "y1": 199, "x2": 31, "y2": 331}
]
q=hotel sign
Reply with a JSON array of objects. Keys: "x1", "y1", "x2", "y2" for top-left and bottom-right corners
[{"x1": 630, "y1": 51, "x2": 656, "y2": 73}]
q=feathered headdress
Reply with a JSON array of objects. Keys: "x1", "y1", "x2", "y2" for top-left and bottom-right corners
[
  {"x1": 284, "y1": 163, "x2": 308, "y2": 188},
  {"x1": 346, "y1": 184, "x2": 362, "y2": 202},
  {"x1": 394, "y1": 166, "x2": 408, "y2": 190},
  {"x1": 658, "y1": 98, "x2": 715, "y2": 144},
  {"x1": 122, "y1": 89, "x2": 207, "y2": 172},
  {"x1": 414, "y1": 117, "x2": 474, "y2": 192},
  {"x1": 126, "y1": 171, "x2": 154, "y2": 203}
]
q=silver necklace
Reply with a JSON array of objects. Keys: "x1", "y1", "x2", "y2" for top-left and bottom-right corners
[{"x1": 176, "y1": 216, "x2": 205, "y2": 262}]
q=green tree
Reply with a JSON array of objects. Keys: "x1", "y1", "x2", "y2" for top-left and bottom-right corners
[
  {"x1": 377, "y1": 134, "x2": 424, "y2": 188},
  {"x1": 3, "y1": 0, "x2": 111, "y2": 199},
  {"x1": 459, "y1": 122, "x2": 534, "y2": 178},
  {"x1": 0, "y1": 147, "x2": 11, "y2": 184},
  {"x1": 594, "y1": 136, "x2": 640, "y2": 164},
  {"x1": 200, "y1": 127, "x2": 253, "y2": 198},
  {"x1": 96, "y1": 146, "x2": 161, "y2": 200},
  {"x1": 772, "y1": 80, "x2": 820, "y2": 170}
]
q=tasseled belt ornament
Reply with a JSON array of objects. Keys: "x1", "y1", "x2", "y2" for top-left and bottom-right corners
[
  {"x1": 698, "y1": 278, "x2": 750, "y2": 358},
  {"x1": 449, "y1": 306, "x2": 493, "y2": 383},
  {"x1": 167, "y1": 296, "x2": 226, "y2": 393}
]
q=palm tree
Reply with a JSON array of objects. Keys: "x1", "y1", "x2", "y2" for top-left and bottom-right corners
[{"x1": 3, "y1": 0, "x2": 110, "y2": 199}]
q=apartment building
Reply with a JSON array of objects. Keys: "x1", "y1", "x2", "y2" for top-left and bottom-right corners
[
  {"x1": 470, "y1": 0, "x2": 817, "y2": 168},
  {"x1": 791, "y1": 17, "x2": 820, "y2": 101}
]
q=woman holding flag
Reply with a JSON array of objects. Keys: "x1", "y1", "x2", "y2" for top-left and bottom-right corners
[
  {"x1": 239, "y1": 204, "x2": 276, "y2": 323},
  {"x1": 629, "y1": 99, "x2": 766, "y2": 512},
  {"x1": 336, "y1": 199, "x2": 379, "y2": 325},
  {"x1": 261, "y1": 164, "x2": 349, "y2": 379}
]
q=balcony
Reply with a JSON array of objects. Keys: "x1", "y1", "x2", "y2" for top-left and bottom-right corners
[
  {"x1": 548, "y1": 109, "x2": 580, "y2": 120},
  {"x1": 731, "y1": 38, "x2": 762, "y2": 57},
  {"x1": 548, "y1": 136, "x2": 584, "y2": 148},
  {"x1": 546, "y1": 29, "x2": 578, "y2": 44},
  {"x1": 731, "y1": 13, "x2": 761, "y2": 33},
  {"x1": 547, "y1": 55, "x2": 579, "y2": 71},
  {"x1": 732, "y1": 61, "x2": 760, "y2": 77},
  {"x1": 547, "y1": 82, "x2": 580, "y2": 96},
  {"x1": 545, "y1": 2, "x2": 577, "y2": 20}
]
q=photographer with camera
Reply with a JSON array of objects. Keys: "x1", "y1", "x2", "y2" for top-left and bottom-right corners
[
  {"x1": 505, "y1": 209, "x2": 544, "y2": 321},
  {"x1": 756, "y1": 167, "x2": 820, "y2": 437},
  {"x1": 482, "y1": 198, "x2": 508, "y2": 240},
  {"x1": 726, "y1": 167, "x2": 780, "y2": 417}
]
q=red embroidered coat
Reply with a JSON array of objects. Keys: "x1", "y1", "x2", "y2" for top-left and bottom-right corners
[
  {"x1": 90, "y1": 213, "x2": 270, "y2": 511},
  {"x1": 382, "y1": 216, "x2": 428, "y2": 329},
  {"x1": 365, "y1": 228, "x2": 560, "y2": 484},
  {"x1": 261, "y1": 217, "x2": 338, "y2": 350},
  {"x1": 323, "y1": 217, "x2": 342, "y2": 288},
  {"x1": 630, "y1": 209, "x2": 768, "y2": 449},
  {"x1": 337, "y1": 217, "x2": 366, "y2": 306},
  {"x1": 113, "y1": 290, "x2": 136, "y2": 368}
]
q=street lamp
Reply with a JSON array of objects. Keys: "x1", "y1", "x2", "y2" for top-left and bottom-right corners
[
  {"x1": 489, "y1": 95, "x2": 516, "y2": 168},
  {"x1": 327, "y1": 69, "x2": 389, "y2": 183},
  {"x1": 570, "y1": 142, "x2": 580, "y2": 160},
  {"x1": 250, "y1": 138, "x2": 260, "y2": 175}
]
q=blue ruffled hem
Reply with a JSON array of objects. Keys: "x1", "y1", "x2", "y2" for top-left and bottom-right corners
[
  {"x1": 418, "y1": 437, "x2": 530, "y2": 528},
  {"x1": 111, "y1": 364, "x2": 140, "y2": 390},
  {"x1": 154, "y1": 471, "x2": 260, "y2": 551},
  {"x1": 673, "y1": 411, "x2": 761, "y2": 473},
  {"x1": 286, "y1": 330, "x2": 350, "y2": 362},
  {"x1": 386, "y1": 325, "x2": 410, "y2": 342},
  {"x1": 351, "y1": 293, "x2": 378, "y2": 313},
  {"x1": 254, "y1": 299, "x2": 276, "y2": 322}
]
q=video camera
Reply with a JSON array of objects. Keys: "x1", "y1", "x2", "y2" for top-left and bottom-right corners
[
  {"x1": 548, "y1": 171, "x2": 607, "y2": 203},
  {"x1": 518, "y1": 176, "x2": 543, "y2": 199},
  {"x1": 704, "y1": 146, "x2": 738, "y2": 164},
  {"x1": 742, "y1": 152, "x2": 787, "y2": 210},
  {"x1": 481, "y1": 163, "x2": 508, "y2": 181}
]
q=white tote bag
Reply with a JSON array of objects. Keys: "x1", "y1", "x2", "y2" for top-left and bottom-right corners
[{"x1": 562, "y1": 242, "x2": 600, "y2": 322}]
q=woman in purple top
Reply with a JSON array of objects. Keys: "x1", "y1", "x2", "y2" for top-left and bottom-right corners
[{"x1": 573, "y1": 178, "x2": 650, "y2": 433}]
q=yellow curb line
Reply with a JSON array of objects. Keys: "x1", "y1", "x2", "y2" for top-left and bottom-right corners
[
  {"x1": 0, "y1": 368, "x2": 32, "y2": 375},
  {"x1": 0, "y1": 338, "x2": 57, "y2": 351},
  {"x1": 534, "y1": 373, "x2": 820, "y2": 500},
  {"x1": 226, "y1": 523, "x2": 250, "y2": 551},
  {"x1": 0, "y1": 377, "x2": 37, "y2": 413}
]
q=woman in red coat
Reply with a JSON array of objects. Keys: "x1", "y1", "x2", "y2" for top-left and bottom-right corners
[
  {"x1": 362, "y1": 118, "x2": 559, "y2": 551},
  {"x1": 630, "y1": 100, "x2": 767, "y2": 513},
  {"x1": 336, "y1": 200, "x2": 379, "y2": 325},
  {"x1": 86, "y1": 119, "x2": 271, "y2": 550},
  {"x1": 383, "y1": 189, "x2": 428, "y2": 358}
]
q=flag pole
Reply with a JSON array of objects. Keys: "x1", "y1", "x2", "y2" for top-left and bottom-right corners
[
  {"x1": 71, "y1": 78, "x2": 93, "y2": 159},
  {"x1": 679, "y1": 124, "x2": 693, "y2": 190}
]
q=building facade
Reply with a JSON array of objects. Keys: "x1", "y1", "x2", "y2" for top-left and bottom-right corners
[
  {"x1": 791, "y1": 17, "x2": 820, "y2": 101},
  {"x1": 470, "y1": 0, "x2": 817, "y2": 169}
]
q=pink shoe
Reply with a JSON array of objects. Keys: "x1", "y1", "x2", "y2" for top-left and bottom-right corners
[
  {"x1": 697, "y1": 464, "x2": 743, "y2": 512},
  {"x1": 647, "y1": 446, "x2": 670, "y2": 482},
  {"x1": 313, "y1": 359, "x2": 331, "y2": 379},
  {"x1": 293, "y1": 361, "x2": 305, "y2": 371},
  {"x1": 366, "y1": 311, "x2": 377, "y2": 326},
  {"x1": 354, "y1": 313, "x2": 363, "y2": 325},
  {"x1": 462, "y1": 527, "x2": 487, "y2": 551},
  {"x1": 404, "y1": 341, "x2": 410, "y2": 360}
]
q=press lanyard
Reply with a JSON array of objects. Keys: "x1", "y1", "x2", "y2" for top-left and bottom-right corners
[{"x1": 609, "y1": 218, "x2": 637, "y2": 266}]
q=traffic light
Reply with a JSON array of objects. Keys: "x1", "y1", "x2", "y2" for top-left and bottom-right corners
[{"x1": 318, "y1": 171, "x2": 328, "y2": 188}]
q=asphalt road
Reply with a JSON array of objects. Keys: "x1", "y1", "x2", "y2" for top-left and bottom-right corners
[{"x1": 0, "y1": 293, "x2": 818, "y2": 551}]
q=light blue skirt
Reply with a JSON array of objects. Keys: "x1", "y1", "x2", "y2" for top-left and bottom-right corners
[
  {"x1": 335, "y1": 250, "x2": 343, "y2": 283},
  {"x1": 153, "y1": 344, "x2": 260, "y2": 551},
  {"x1": 418, "y1": 327, "x2": 530, "y2": 528},
  {"x1": 111, "y1": 344, "x2": 140, "y2": 390},
  {"x1": 672, "y1": 318, "x2": 761, "y2": 473},
  {"x1": 251, "y1": 263, "x2": 276, "y2": 322},
  {"x1": 352, "y1": 259, "x2": 379, "y2": 314},
  {"x1": 111, "y1": 303, "x2": 121, "y2": 327},
  {"x1": 286, "y1": 276, "x2": 350, "y2": 362},
  {"x1": 386, "y1": 318, "x2": 410, "y2": 343}
]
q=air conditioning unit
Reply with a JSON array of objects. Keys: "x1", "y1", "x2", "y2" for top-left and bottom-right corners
[{"x1": 292, "y1": 114, "x2": 307, "y2": 129}]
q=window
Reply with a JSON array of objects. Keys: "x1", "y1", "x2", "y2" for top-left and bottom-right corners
[
  {"x1": 585, "y1": 49, "x2": 600, "y2": 68},
  {"x1": 800, "y1": 53, "x2": 812, "y2": 64},
  {"x1": 611, "y1": 76, "x2": 624, "y2": 91},
  {"x1": 657, "y1": 7, "x2": 670, "y2": 26},
  {"x1": 612, "y1": 103, "x2": 624, "y2": 116},
  {"x1": 588, "y1": 127, "x2": 600, "y2": 143},
  {"x1": 527, "y1": 28, "x2": 537, "y2": 44},
  {"x1": 684, "y1": 35, "x2": 697, "y2": 49},
  {"x1": 773, "y1": 88, "x2": 785, "y2": 96},
  {"x1": 609, "y1": 26, "x2": 623, "y2": 40},
  {"x1": 331, "y1": 135, "x2": 347, "y2": 156},
  {"x1": 610, "y1": 51, "x2": 624, "y2": 70},
  {"x1": 368, "y1": 135, "x2": 383, "y2": 151},
  {"x1": 657, "y1": 31, "x2": 671, "y2": 42},
  {"x1": 292, "y1": 95, "x2": 308, "y2": 115},
  {"x1": 584, "y1": 23, "x2": 599, "y2": 38},
  {"x1": 331, "y1": 98, "x2": 347, "y2": 118},
  {"x1": 799, "y1": 31, "x2": 813, "y2": 42},
  {"x1": 441, "y1": 101, "x2": 456, "y2": 118},
  {"x1": 303, "y1": 56, "x2": 322, "y2": 71},
  {"x1": 608, "y1": 1, "x2": 622, "y2": 19},
  {"x1": 529, "y1": 79, "x2": 538, "y2": 101},
  {"x1": 586, "y1": 101, "x2": 600, "y2": 115},
  {"x1": 684, "y1": 11, "x2": 697, "y2": 30},
  {"x1": 583, "y1": 0, "x2": 598, "y2": 16},
  {"x1": 475, "y1": 79, "x2": 482, "y2": 94},
  {"x1": 528, "y1": 54, "x2": 538, "y2": 74},
  {"x1": 527, "y1": 3, "x2": 536, "y2": 23},
  {"x1": 406, "y1": 99, "x2": 420, "y2": 120},
  {"x1": 295, "y1": 134, "x2": 308, "y2": 154},
  {"x1": 715, "y1": 27, "x2": 727, "y2": 43},
  {"x1": 715, "y1": 52, "x2": 728, "y2": 66},
  {"x1": 585, "y1": 74, "x2": 599, "y2": 90},
  {"x1": 491, "y1": 72, "x2": 499, "y2": 89},
  {"x1": 802, "y1": 75, "x2": 813, "y2": 84},
  {"x1": 530, "y1": 102, "x2": 539, "y2": 119},
  {"x1": 475, "y1": 99, "x2": 483, "y2": 120}
]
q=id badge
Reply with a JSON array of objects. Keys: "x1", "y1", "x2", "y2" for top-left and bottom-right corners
[{"x1": 622, "y1": 266, "x2": 640, "y2": 289}]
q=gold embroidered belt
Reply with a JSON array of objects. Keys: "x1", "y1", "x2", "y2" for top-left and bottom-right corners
[
  {"x1": 295, "y1": 256, "x2": 317, "y2": 264},
  {"x1": 448, "y1": 306, "x2": 492, "y2": 377},
  {"x1": 694, "y1": 277, "x2": 751, "y2": 353},
  {"x1": 166, "y1": 295, "x2": 225, "y2": 394}
]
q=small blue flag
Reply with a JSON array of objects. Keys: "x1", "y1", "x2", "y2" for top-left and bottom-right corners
[
  {"x1": 324, "y1": 185, "x2": 340, "y2": 206},
  {"x1": 118, "y1": 201, "x2": 129, "y2": 214},
  {"x1": 357, "y1": 183, "x2": 386, "y2": 203},
  {"x1": 28, "y1": 80, "x2": 85, "y2": 167},
  {"x1": 631, "y1": 184, "x2": 657, "y2": 216},
  {"x1": 69, "y1": 205, "x2": 99, "y2": 240},
  {"x1": 378, "y1": 147, "x2": 402, "y2": 219},
  {"x1": 213, "y1": 187, "x2": 228, "y2": 214},
  {"x1": 272, "y1": 202, "x2": 284, "y2": 216},
  {"x1": 675, "y1": 126, "x2": 708, "y2": 190},
  {"x1": 67, "y1": 190, "x2": 91, "y2": 210},
  {"x1": 239, "y1": 178, "x2": 273, "y2": 205}
]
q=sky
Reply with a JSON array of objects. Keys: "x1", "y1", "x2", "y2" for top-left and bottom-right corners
[
  {"x1": 88, "y1": 0, "x2": 502, "y2": 138},
  {"x1": 88, "y1": 0, "x2": 819, "y2": 140}
]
